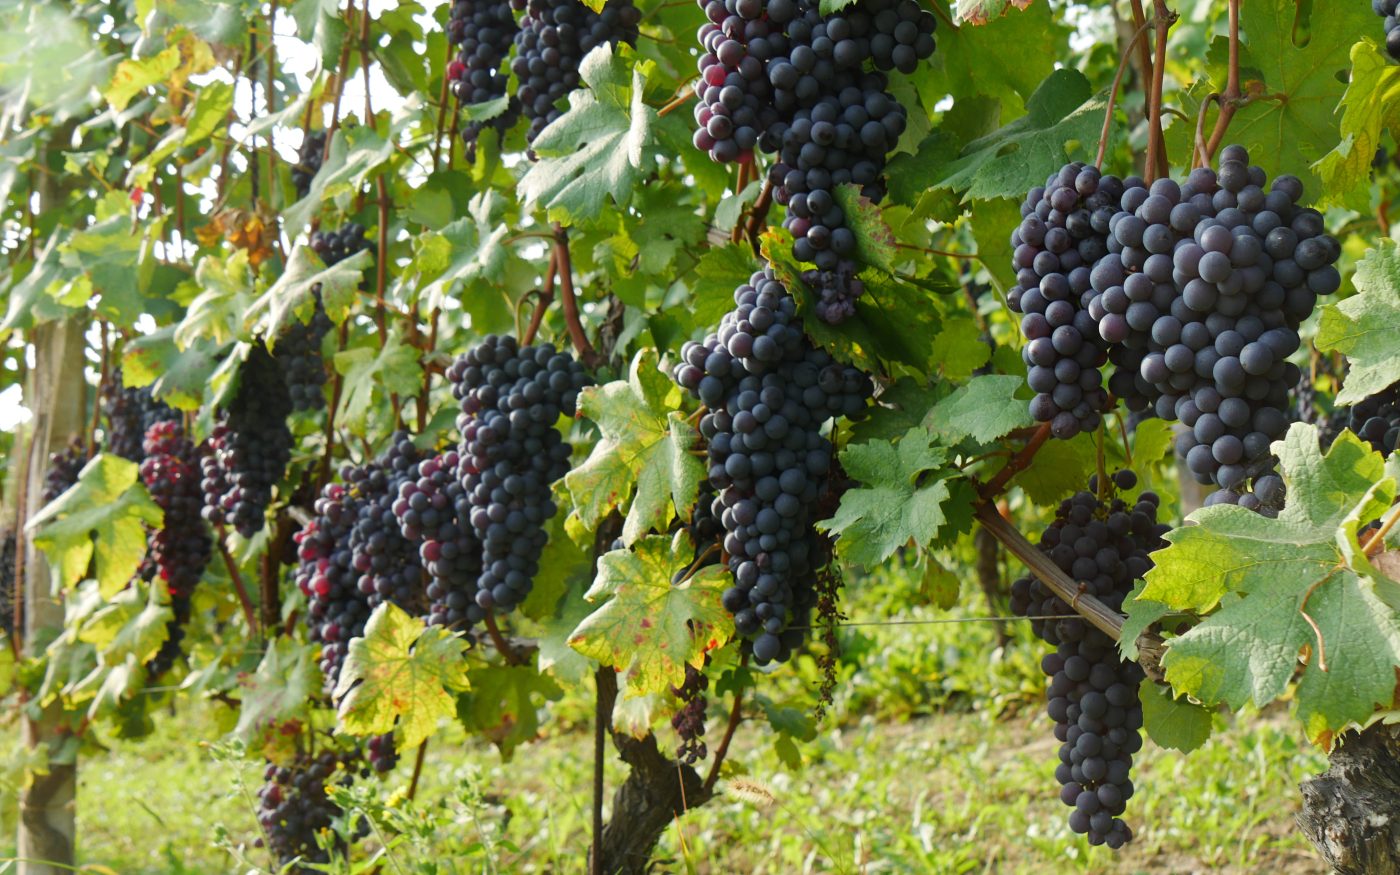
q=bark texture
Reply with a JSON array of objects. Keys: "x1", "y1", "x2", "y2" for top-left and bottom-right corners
[
  {"x1": 1298, "y1": 722, "x2": 1400, "y2": 875},
  {"x1": 595, "y1": 731, "x2": 712, "y2": 875}
]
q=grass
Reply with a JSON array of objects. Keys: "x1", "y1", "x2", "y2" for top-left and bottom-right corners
[{"x1": 3, "y1": 566, "x2": 1331, "y2": 874}]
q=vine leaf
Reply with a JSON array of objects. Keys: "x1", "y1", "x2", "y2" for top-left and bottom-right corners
[
  {"x1": 332, "y1": 332, "x2": 424, "y2": 432},
  {"x1": 233, "y1": 638, "x2": 317, "y2": 758},
  {"x1": 334, "y1": 602, "x2": 470, "y2": 749},
  {"x1": 564, "y1": 350, "x2": 703, "y2": 544},
  {"x1": 518, "y1": 45, "x2": 658, "y2": 221},
  {"x1": 1138, "y1": 679, "x2": 1213, "y2": 754},
  {"x1": 1168, "y1": 0, "x2": 1374, "y2": 198},
  {"x1": 1313, "y1": 40, "x2": 1400, "y2": 209},
  {"x1": 955, "y1": 0, "x2": 1034, "y2": 26},
  {"x1": 1317, "y1": 240, "x2": 1400, "y2": 405},
  {"x1": 927, "y1": 68, "x2": 1105, "y2": 202},
  {"x1": 27, "y1": 454, "x2": 163, "y2": 597},
  {"x1": 568, "y1": 536, "x2": 732, "y2": 696},
  {"x1": 120, "y1": 326, "x2": 220, "y2": 411},
  {"x1": 818, "y1": 425, "x2": 964, "y2": 567},
  {"x1": 456, "y1": 664, "x2": 563, "y2": 759},
  {"x1": 246, "y1": 242, "x2": 372, "y2": 343},
  {"x1": 1140, "y1": 425, "x2": 1400, "y2": 741},
  {"x1": 927, "y1": 375, "x2": 1032, "y2": 445}
]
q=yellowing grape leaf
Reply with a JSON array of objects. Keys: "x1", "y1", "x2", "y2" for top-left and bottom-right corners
[
  {"x1": 1317, "y1": 239, "x2": 1400, "y2": 405},
  {"x1": 568, "y1": 536, "x2": 731, "y2": 696},
  {"x1": 1313, "y1": 40, "x2": 1400, "y2": 209},
  {"x1": 1141, "y1": 425, "x2": 1400, "y2": 741},
  {"x1": 27, "y1": 454, "x2": 163, "y2": 596},
  {"x1": 564, "y1": 350, "x2": 703, "y2": 544},
  {"x1": 334, "y1": 602, "x2": 470, "y2": 748}
]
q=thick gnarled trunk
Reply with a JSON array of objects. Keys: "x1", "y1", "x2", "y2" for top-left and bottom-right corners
[{"x1": 1298, "y1": 722, "x2": 1400, "y2": 875}]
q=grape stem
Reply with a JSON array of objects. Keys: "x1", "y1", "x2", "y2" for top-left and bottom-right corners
[
  {"x1": 590, "y1": 666, "x2": 616, "y2": 875},
  {"x1": 1144, "y1": 0, "x2": 1176, "y2": 181},
  {"x1": 215, "y1": 523, "x2": 260, "y2": 637},
  {"x1": 1363, "y1": 503, "x2": 1400, "y2": 557},
  {"x1": 978, "y1": 421, "x2": 1051, "y2": 500},
  {"x1": 483, "y1": 610, "x2": 525, "y2": 666},
  {"x1": 1096, "y1": 16, "x2": 1156, "y2": 168},
  {"x1": 702, "y1": 655, "x2": 748, "y2": 793},
  {"x1": 1197, "y1": 0, "x2": 1243, "y2": 167},
  {"x1": 552, "y1": 224, "x2": 602, "y2": 368},
  {"x1": 406, "y1": 739, "x2": 428, "y2": 801},
  {"x1": 743, "y1": 178, "x2": 774, "y2": 253},
  {"x1": 522, "y1": 250, "x2": 559, "y2": 346}
]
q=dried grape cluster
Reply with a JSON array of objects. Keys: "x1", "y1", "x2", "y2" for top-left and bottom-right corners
[
  {"x1": 139, "y1": 421, "x2": 213, "y2": 678},
  {"x1": 201, "y1": 344, "x2": 293, "y2": 537},
  {"x1": 670, "y1": 663, "x2": 709, "y2": 763},
  {"x1": 1010, "y1": 470, "x2": 1166, "y2": 849},
  {"x1": 690, "y1": 0, "x2": 936, "y2": 282},
  {"x1": 673, "y1": 266, "x2": 871, "y2": 664},
  {"x1": 1010, "y1": 148, "x2": 1341, "y2": 500}
]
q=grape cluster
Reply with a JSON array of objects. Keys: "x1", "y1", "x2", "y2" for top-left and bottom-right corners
[
  {"x1": 257, "y1": 747, "x2": 366, "y2": 872},
  {"x1": 275, "y1": 224, "x2": 372, "y2": 412},
  {"x1": 670, "y1": 663, "x2": 709, "y2": 763},
  {"x1": 393, "y1": 450, "x2": 482, "y2": 628},
  {"x1": 422, "y1": 337, "x2": 591, "y2": 624},
  {"x1": 291, "y1": 130, "x2": 326, "y2": 199},
  {"x1": 1009, "y1": 470, "x2": 1166, "y2": 849},
  {"x1": 1345, "y1": 381, "x2": 1400, "y2": 456},
  {"x1": 40, "y1": 438, "x2": 88, "y2": 503},
  {"x1": 139, "y1": 421, "x2": 213, "y2": 677},
  {"x1": 346, "y1": 434, "x2": 426, "y2": 612},
  {"x1": 802, "y1": 260, "x2": 864, "y2": 325},
  {"x1": 1087, "y1": 146, "x2": 1341, "y2": 490},
  {"x1": 1009, "y1": 163, "x2": 1127, "y2": 438},
  {"x1": 201, "y1": 344, "x2": 294, "y2": 538},
  {"x1": 673, "y1": 266, "x2": 871, "y2": 664},
  {"x1": 447, "y1": 0, "x2": 521, "y2": 156},
  {"x1": 1203, "y1": 470, "x2": 1286, "y2": 517},
  {"x1": 297, "y1": 435, "x2": 425, "y2": 693},
  {"x1": 366, "y1": 732, "x2": 399, "y2": 773},
  {"x1": 511, "y1": 0, "x2": 641, "y2": 142},
  {"x1": 103, "y1": 373, "x2": 180, "y2": 462},
  {"x1": 1376, "y1": 0, "x2": 1400, "y2": 60},
  {"x1": 690, "y1": 0, "x2": 935, "y2": 273}
]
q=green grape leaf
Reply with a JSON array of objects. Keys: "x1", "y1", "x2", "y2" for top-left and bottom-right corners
[
  {"x1": 27, "y1": 454, "x2": 163, "y2": 597},
  {"x1": 175, "y1": 251, "x2": 257, "y2": 349},
  {"x1": 72, "y1": 581, "x2": 171, "y2": 666},
  {"x1": 334, "y1": 602, "x2": 470, "y2": 749},
  {"x1": 933, "y1": 3, "x2": 1064, "y2": 119},
  {"x1": 926, "y1": 375, "x2": 1032, "y2": 445},
  {"x1": 535, "y1": 584, "x2": 599, "y2": 685},
  {"x1": 818, "y1": 425, "x2": 965, "y2": 567},
  {"x1": 685, "y1": 244, "x2": 758, "y2": 336},
  {"x1": 955, "y1": 0, "x2": 1034, "y2": 25},
  {"x1": 1139, "y1": 679, "x2": 1213, "y2": 754},
  {"x1": 120, "y1": 325, "x2": 221, "y2": 411},
  {"x1": 233, "y1": 638, "x2": 317, "y2": 752},
  {"x1": 103, "y1": 45, "x2": 181, "y2": 112},
  {"x1": 246, "y1": 242, "x2": 372, "y2": 342},
  {"x1": 831, "y1": 184, "x2": 896, "y2": 273},
  {"x1": 565, "y1": 350, "x2": 703, "y2": 544},
  {"x1": 1313, "y1": 40, "x2": 1400, "y2": 209},
  {"x1": 1317, "y1": 240, "x2": 1400, "y2": 404},
  {"x1": 332, "y1": 333, "x2": 425, "y2": 432},
  {"x1": 849, "y1": 378, "x2": 942, "y2": 445},
  {"x1": 1168, "y1": 0, "x2": 1375, "y2": 200},
  {"x1": 1011, "y1": 430, "x2": 1097, "y2": 505},
  {"x1": 456, "y1": 663, "x2": 563, "y2": 759},
  {"x1": 568, "y1": 536, "x2": 732, "y2": 696},
  {"x1": 1131, "y1": 417, "x2": 1175, "y2": 467},
  {"x1": 1142, "y1": 425, "x2": 1400, "y2": 739},
  {"x1": 518, "y1": 45, "x2": 658, "y2": 221},
  {"x1": 413, "y1": 191, "x2": 522, "y2": 318},
  {"x1": 928, "y1": 68, "x2": 1106, "y2": 202}
]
